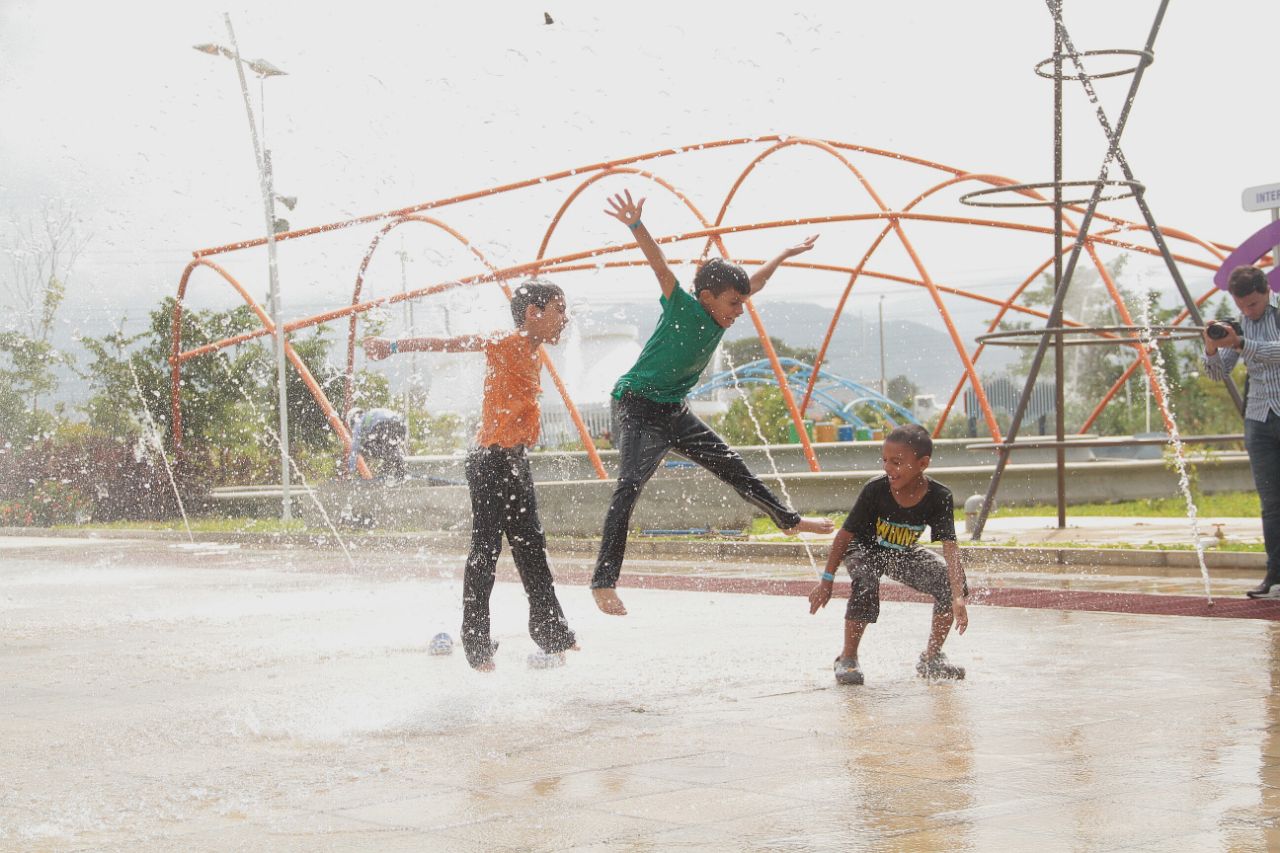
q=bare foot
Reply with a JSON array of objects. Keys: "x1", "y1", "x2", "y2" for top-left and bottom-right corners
[
  {"x1": 474, "y1": 660, "x2": 495, "y2": 673},
  {"x1": 569, "y1": 643, "x2": 581, "y2": 652},
  {"x1": 592, "y1": 588, "x2": 628, "y2": 616},
  {"x1": 785, "y1": 516, "x2": 836, "y2": 535}
]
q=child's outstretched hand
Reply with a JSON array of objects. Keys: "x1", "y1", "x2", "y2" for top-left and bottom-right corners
[
  {"x1": 781, "y1": 234, "x2": 819, "y2": 258},
  {"x1": 364, "y1": 338, "x2": 392, "y2": 361},
  {"x1": 604, "y1": 190, "x2": 645, "y2": 229},
  {"x1": 808, "y1": 581, "x2": 832, "y2": 614},
  {"x1": 953, "y1": 598, "x2": 969, "y2": 635}
]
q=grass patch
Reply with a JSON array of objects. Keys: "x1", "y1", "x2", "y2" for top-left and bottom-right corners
[
  {"x1": 965, "y1": 540, "x2": 1264, "y2": 553},
  {"x1": 58, "y1": 517, "x2": 313, "y2": 535},
  {"x1": 745, "y1": 491, "x2": 1261, "y2": 537},
  {"x1": 979, "y1": 492, "x2": 1260, "y2": 519}
]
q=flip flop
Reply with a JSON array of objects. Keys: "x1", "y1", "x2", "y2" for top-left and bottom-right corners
[
  {"x1": 528, "y1": 650, "x2": 566, "y2": 670},
  {"x1": 428, "y1": 633, "x2": 454, "y2": 656}
]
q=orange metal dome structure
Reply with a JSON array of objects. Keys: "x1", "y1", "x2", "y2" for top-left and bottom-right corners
[{"x1": 170, "y1": 135, "x2": 1241, "y2": 480}]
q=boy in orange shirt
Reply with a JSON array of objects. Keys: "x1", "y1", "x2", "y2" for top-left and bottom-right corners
[{"x1": 364, "y1": 279, "x2": 577, "y2": 671}]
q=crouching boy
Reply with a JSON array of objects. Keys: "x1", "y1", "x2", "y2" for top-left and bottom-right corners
[{"x1": 808, "y1": 424, "x2": 969, "y2": 685}]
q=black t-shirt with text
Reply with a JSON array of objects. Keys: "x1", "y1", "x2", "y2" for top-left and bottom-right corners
[{"x1": 841, "y1": 475, "x2": 956, "y2": 552}]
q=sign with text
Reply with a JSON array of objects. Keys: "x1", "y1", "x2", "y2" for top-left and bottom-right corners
[{"x1": 1243, "y1": 182, "x2": 1280, "y2": 212}]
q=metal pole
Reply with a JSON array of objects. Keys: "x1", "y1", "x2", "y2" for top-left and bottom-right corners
[
  {"x1": 1038, "y1": 0, "x2": 1244, "y2": 414},
  {"x1": 1053, "y1": 18, "x2": 1067, "y2": 529},
  {"x1": 398, "y1": 242, "x2": 415, "y2": 417},
  {"x1": 264, "y1": 150, "x2": 292, "y2": 521},
  {"x1": 878, "y1": 295, "x2": 886, "y2": 396},
  {"x1": 971, "y1": 0, "x2": 1163, "y2": 540},
  {"x1": 225, "y1": 14, "x2": 291, "y2": 521}
]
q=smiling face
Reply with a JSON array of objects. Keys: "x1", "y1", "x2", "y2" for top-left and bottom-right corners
[
  {"x1": 880, "y1": 439, "x2": 930, "y2": 491},
  {"x1": 698, "y1": 288, "x2": 747, "y2": 328},
  {"x1": 523, "y1": 295, "x2": 569, "y2": 345}
]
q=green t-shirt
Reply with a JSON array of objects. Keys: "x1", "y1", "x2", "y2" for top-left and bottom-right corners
[{"x1": 612, "y1": 284, "x2": 725, "y2": 403}]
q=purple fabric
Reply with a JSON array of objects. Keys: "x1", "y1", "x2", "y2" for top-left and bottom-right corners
[{"x1": 1215, "y1": 219, "x2": 1280, "y2": 292}]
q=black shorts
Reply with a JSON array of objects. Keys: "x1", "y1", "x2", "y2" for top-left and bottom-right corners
[{"x1": 844, "y1": 544, "x2": 966, "y2": 623}]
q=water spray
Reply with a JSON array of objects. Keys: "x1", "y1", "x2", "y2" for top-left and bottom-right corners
[
  {"x1": 721, "y1": 348, "x2": 819, "y2": 573},
  {"x1": 1136, "y1": 287, "x2": 1213, "y2": 605},
  {"x1": 185, "y1": 314, "x2": 357, "y2": 569},
  {"x1": 116, "y1": 323, "x2": 194, "y2": 544}
]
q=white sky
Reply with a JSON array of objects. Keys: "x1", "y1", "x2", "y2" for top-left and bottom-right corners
[{"x1": 1, "y1": 0, "x2": 1277, "y2": 343}]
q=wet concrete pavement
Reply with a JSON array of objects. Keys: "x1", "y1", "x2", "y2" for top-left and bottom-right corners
[{"x1": 2, "y1": 535, "x2": 1279, "y2": 851}]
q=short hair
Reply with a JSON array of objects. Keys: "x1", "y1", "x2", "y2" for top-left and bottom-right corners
[
  {"x1": 509, "y1": 277, "x2": 564, "y2": 326},
  {"x1": 885, "y1": 423, "x2": 932, "y2": 458},
  {"x1": 1228, "y1": 266, "x2": 1269, "y2": 298},
  {"x1": 693, "y1": 258, "x2": 750, "y2": 297}
]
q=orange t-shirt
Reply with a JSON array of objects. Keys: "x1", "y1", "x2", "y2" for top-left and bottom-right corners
[{"x1": 476, "y1": 331, "x2": 542, "y2": 448}]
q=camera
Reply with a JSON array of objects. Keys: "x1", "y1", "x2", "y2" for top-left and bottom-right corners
[{"x1": 1206, "y1": 319, "x2": 1243, "y2": 340}]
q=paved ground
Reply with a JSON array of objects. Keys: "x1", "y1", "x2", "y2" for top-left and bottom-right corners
[
  {"x1": 2, "y1": 535, "x2": 1279, "y2": 851},
  {"x1": 972, "y1": 514, "x2": 1263, "y2": 548},
  {"x1": 755, "y1": 514, "x2": 1265, "y2": 549}
]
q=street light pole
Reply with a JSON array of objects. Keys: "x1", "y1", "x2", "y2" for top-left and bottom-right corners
[
  {"x1": 878, "y1": 295, "x2": 886, "y2": 396},
  {"x1": 202, "y1": 15, "x2": 293, "y2": 521}
]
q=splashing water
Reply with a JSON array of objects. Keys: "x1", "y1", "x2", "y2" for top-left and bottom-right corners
[
  {"x1": 118, "y1": 325, "x2": 193, "y2": 544},
  {"x1": 1136, "y1": 294, "x2": 1213, "y2": 603},
  {"x1": 185, "y1": 316, "x2": 356, "y2": 569},
  {"x1": 721, "y1": 348, "x2": 818, "y2": 573}
]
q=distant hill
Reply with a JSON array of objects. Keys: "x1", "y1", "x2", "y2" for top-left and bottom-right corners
[
  {"x1": 584, "y1": 300, "x2": 1019, "y2": 399},
  {"x1": 40, "y1": 297, "x2": 1019, "y2": 415}
]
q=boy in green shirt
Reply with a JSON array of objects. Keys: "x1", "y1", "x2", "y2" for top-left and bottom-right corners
[{"x1": 592, "y1": 190, "x2": 835, "y2": 616}]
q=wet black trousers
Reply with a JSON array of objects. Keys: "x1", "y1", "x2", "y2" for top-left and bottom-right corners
[
  {"x1": 591, "y1": 392, "x2": 802, "y2": 589},
  {"x1": 462, "y1": 445, "x2": 576, "y2": 668},
  {"x1": 362, "y1": 420, "x2": 407, "y2": 479}
]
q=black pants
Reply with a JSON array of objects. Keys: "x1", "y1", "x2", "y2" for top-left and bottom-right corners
[
  {"x1": 462, "y1": 445, "x2": 575, "y2": 668},
  {"x1": 591, "y1": 392, "x2": 802, "y2": 589},
  {"x1": 1245, "y1": 412, "x2": 1280, "y2": 588},
  {"x1": 363, "y1": 420, "x2": 407, "y2": 480}
]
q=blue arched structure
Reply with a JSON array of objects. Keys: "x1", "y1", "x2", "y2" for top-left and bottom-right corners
[{"x1": 691, "y1": 358, "x2": 920, "y2": 430}]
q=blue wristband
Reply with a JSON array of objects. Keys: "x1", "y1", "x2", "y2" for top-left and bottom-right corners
[
  {"x1": 389, "y1": 340, "x2": 398, "y2": 355},
  {"x1": 627, "y1": 220, "x2": 642, "y2": 231},
  {"x1": 821, "y1": 572, "x2": 835, "y2": 582}
]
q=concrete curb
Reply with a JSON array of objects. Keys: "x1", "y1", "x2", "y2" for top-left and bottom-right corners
[{"x1": 1, "y1": 526, "x2": 1264, "y2": 576}]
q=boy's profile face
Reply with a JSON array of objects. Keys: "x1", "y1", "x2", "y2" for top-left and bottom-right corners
[
  {"x1": 698, "y1": 288, "x2": 747, "y2": 328},
  {"x1": 880, "y1": 439, "x2": 930, "y2": 490},
  {"x1": 523, "y1": 296, "x2": 569, "y2": 344}
]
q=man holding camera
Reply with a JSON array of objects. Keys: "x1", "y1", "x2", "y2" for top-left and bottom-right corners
[{"x1": 1202, "y1": 265, "x2": 1280, "y2": 599}]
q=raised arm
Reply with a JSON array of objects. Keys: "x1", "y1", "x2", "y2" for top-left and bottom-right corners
[
  {"x1": 364, "y1": 334, "x2": 487, "y2": 360},
  {"x1": 605, "y1": 190, "x2": 677, "y2": 299},
  {"x1": 749, "y1": 234, "x2": 818, "y2": 295}
]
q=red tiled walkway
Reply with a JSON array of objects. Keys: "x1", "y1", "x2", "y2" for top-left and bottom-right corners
[{"x1": 560, "y1": 571, "x2": 1280, "y2": 622}]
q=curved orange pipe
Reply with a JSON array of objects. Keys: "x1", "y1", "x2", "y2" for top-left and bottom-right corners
[
  {"x1": 341, "y1": 214, "x2": 608, "y2": 479},
  {"x1": 170, "y1": 258, "x2": 369, "y2": 478},
  {"x1": 193, "y1": 136, "x2": 967, "y2": 259},
  {"x1": 705, "y1": 138, "x2": 1003, "y2": 440},
  {"x1": 534, "y1": 164, "x2": 828, "y2": 470},
  {"x1": 175, "y1": 138, "x2": 1252, "y2": 495},
  {"x1": 1078, "y1": 285, "x2": 1220, "y2": 433},
  {"x1": 800, "y1": 172, "x2": 1042, "y2": 426}
]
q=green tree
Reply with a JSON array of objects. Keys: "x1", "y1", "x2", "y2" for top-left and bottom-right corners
[
  {"x1": 722, "y1": 336, "x2": 818, "y2": 368},
  {"x1": 0, "y1": 205, "x2": 86, "y2": 436},
  {"x1": 0, "y1": 332, "x2": 61, "y2": 444},
  {"x1": 886, "y1": 374, "x2": 919, "y2": 409},
  {"x1": 407, "y1": 411, "x2": 466, "y2": 454},
  {"x1": 82, "y1": 297, "x2": 390, "y2": 485},
  {"x1": 711, "y1": 385, "x2": 793, "y2": 445},
  {"x1": 991, "y1": 257, "x2": 1239, "y2": 436}
]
